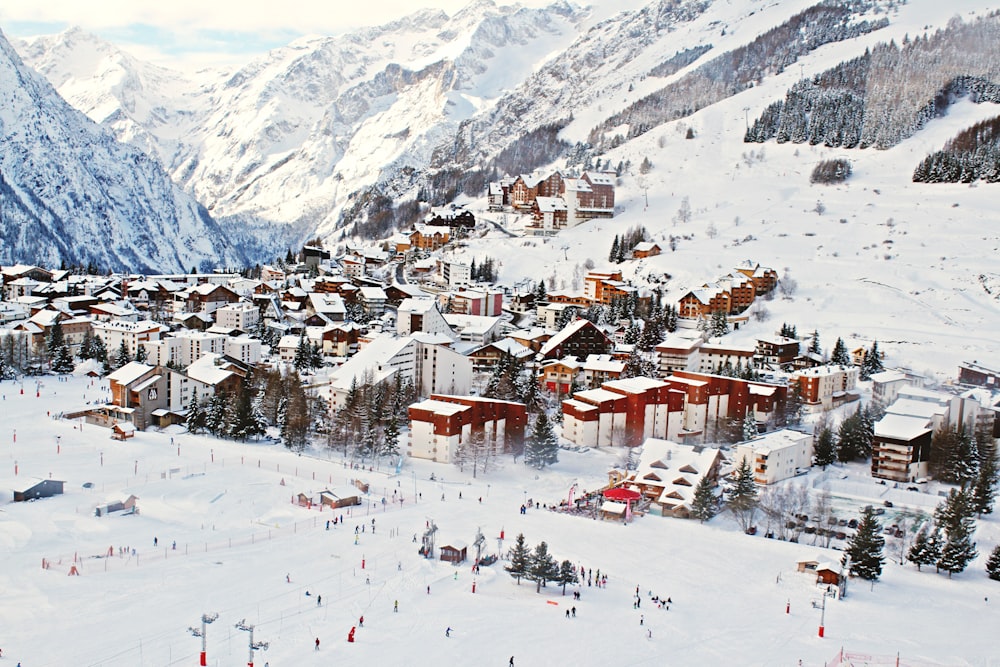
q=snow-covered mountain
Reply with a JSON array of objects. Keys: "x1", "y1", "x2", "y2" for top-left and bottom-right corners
[
  {"x1": 16, "y1": 1, "x2": 594, "y2": 239},
  {"x1": 0, "y1": 28, "x2": 247, "y2": 274}
]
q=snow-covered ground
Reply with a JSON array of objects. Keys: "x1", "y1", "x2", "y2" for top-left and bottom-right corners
[{"x1": 1, "y1": 374, "x2": 998, "y2": 666}]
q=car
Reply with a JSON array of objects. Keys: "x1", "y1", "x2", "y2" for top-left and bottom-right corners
[
  {"x1": 907, "y1": 486, "x2": 919, "y2": 492},
  {"x1": 874, "y1": 507, "x2": 886, "y2": 515},
  {"x1": 883, "y1": 500, "x2": 894, "y2": 508},
  {"x1": 848, "y1": 519, "x2": 859, "y2": 529}
]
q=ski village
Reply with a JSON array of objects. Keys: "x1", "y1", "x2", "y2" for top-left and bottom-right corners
[{"x1": 3, "y1": 0, "x2": 1000, "y2": 665}]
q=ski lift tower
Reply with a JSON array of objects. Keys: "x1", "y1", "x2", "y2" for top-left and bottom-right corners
[
  {"x1": 188, "y1": 612, "x2": 219, "y2": 666},
  {"x1": 473, "y1": 527, "x2": 485, "y2": 564},
  {"x1": 422, "y1": 519, "x2": 438, "y2": 559},
  {"x1": 235, "y1": 619, "x2": 268, "y2": 667}
]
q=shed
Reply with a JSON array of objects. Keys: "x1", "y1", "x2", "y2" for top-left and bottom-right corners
[
  {"x1": 14, "y1": 479, "x2": 65, "y2": 502},
  {"x1": 112, "y1": 422, "x2": 135, "y2": 440},
  {"x1": 815, "y1": 564, "x2": 841, "y2": 586},
  {"x1": 319, "y1": 490, "x2": 361, "y2": 509},
  {"x1": 440, "y1": 540, "x2": 468, "y2": 564}
]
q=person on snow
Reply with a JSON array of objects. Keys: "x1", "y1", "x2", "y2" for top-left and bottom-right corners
[
  {"x1": 359, "y1": 615, "x2": 364, "y2": 627},
  {"x1": 317, "y1": 595, "x2": 322, "y2": 606},
  {"x1": 315, "y1": 637, "x2": 320, "y2": 650},
  {"x1": 445, "y1": 627, "x2": 451, "y2": 637},
  {"x1": 394, "y1": 600, "x2": 399, "y2": 612}
]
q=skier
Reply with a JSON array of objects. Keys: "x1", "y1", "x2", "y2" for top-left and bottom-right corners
[
  {"x1": 394, "y1": 600, "x2": 399, "y2": 612},
  {"x1": 359, "y1": 615, "x2": 364, "y2": 627},
  {"x1": 315, "y1": 637, "x2": 320, "y2": 650},
  {"x1": 317, "y1": 595, "x2": 322, "y2": 606},
  {"x1": 153, "y1": 537, "x2": 158, "y2": 546},
  {"x1": 640, "y1": 614, "x2": 644, "y2": 626},
  {"x1": 286, "y1": 573, "x2": 290, "y2": 583},
  {"x1": 572, "y1": 606, "x2": 576, "y2": 617},
  {"x1": 445, "y1": 627, "x2": 451, "y2": 637},
  {"x1": 510, "y1": 657, "x2": 515, "y2": 666}
]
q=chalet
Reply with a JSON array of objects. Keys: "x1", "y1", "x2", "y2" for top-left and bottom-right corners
[
  {"x1": 321, "y1": 322, "x2": 363, "y2": 358},
  {"x1": 359, "y1": 286, "x2": 388, "y2": 317},
  {"x1": 958, "y1": 361, "x2": 1000, "y2": 388},
  {"x1": 425, "y1": 206, "x2": 476, "y2": 230},
  {"x1": 409, "y1": 224, "x2": 449, "y2": 251},
  {"x1": 384, "y1": 282, "x2": 431, "y2": 306},
  {"x1": 440, "y1": 541, "x2": 468, "y2": 564},
  {"x1": 626, "y1": 439, "x2": 724, "y2": 518},
  {"x1": 678, "y1": 286, "x2": 730, "y2": 319},
  {"x1": 173, "y1": 283, "x2": 240, "y2": 315},
  {"x1": 716, "y1": 273, "x2": 757, "y2": 314},
  {"x1": 539, "y1": 357, "x2": 581, "y2": 395},
  {"x1": 112, "y1": 421, "x2": 136, "y2": 440},
  {"x1": 302, "y1": 245, "x2": 331, "y2": 268},
  {"x1": 632, "y1": 241, "x2": 661, "y2": 259},
  {"x1": 734, "y1": 261, "x2": 778, "y2": 295},
  {"x1": 538, "y1": 319, "x2": 612, "y2": 361},
  {"x1": 508, "y1": 327, "x2": 553, "y2": 353},
  {"x1": 468, "y1": 338, "x2": 534, "y2": 372},
  {"x1": 341, "y1": 255, "x2": 366, "y2": 279},
  {"x1": 319, "y1": 489, "x2": 362, "y2": 509}
]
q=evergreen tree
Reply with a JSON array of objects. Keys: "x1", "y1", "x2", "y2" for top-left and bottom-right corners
[
  {"x1": 505, "y1": 533, "x2": 531, "y2": 584},
  {"x1": 113, "y1": 340, "x2": 132, "y2": 370},
  {"x1": 779, "y1": 323, "x2": 798, "y2": 339},
  {"x1": 708, "y1": 310, "x2": 730, "y2": 338},
  {"x1": 837, "y1": 408, "x2": 871, "y2": 462},
  {"x1": 907, "y1": 525, "x2": 939, "y2": 571},
  {"x1": 741, "y1": 411, "x2": 758, "y2": 441},
  {"x1": 92, "y1": 335, "x2": 110, "y2": 374},
  {"x1": 206, "y1": 393, "x2": 230, "y2": 436},
  {"x1": 860, "y1": 340, "x2": 884, "y2": 380},
  {"x1": 528, "y1": 541, "x2": 560, "y2": 593},
  {"x1": 843, "y1": 506, "x2": 885, "y2": 582},
  {"x1": 808, "y1": 330, "x2": 821, "y2": 356},
  {"x1": 79, "y1": 329, "x2": 96, "y2": 360},
  {"x1": 609, "y1": 235, "x2": 621, "y2": 263},
  {"x1": 664, "y1": 304, "x2": 678, "y2": 333},
  {"x1": 690, "y1": 475, "x2": 718, "y2": 523},
  {"x1": 623, "y1": 322, "x2": 641, "y2": 346},
  {"x1": 727, "y1": 457, "x2": 759, "y2": 532},
  {"x1": 230, "y1": 376, "x2": 265, "y2": 441},
  {"x1": 831, "y1": 337, "x2": 850, "y2": 365},
  {"x1": 186, "y1": 397, "x2": 208, "y2": 434},
  {"x1": 51, "y1": 339, "x2": 75, "y2": 373},
  {"x1": 525, "y1": 412, "x2": 559, "y2": 469},
  {"x1": 972, "y1": 437, "x2": 998, "y2": 516},
  {"x1": 986, "y1": 544, "x2": 1000, "y2": 581},
  {"x1": 382, "y1": 415, "x2": 401, "y2": 461},
  {"x1": 935, "y1": 487, "x2": 978, "y2": 577},
  {"x1": 813, "y1": 425, "x2": 837, "y2": 469},
  {"x1": 293, "y1": 331, "x2": 311, "y2": 371},
  {"x1": 557, "y1": 559, "x2": 580, "y2": 595}
]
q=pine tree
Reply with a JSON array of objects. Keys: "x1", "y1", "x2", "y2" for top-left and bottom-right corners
[
  {"x1": 609, "y1": 235, "x2": 621, "y2": 263},
  {"x1": 813, "y1": 425, "x2": 837, "y2": 469},
  {"x1": 986, "y1": 544, "x2": 1000, "y2": 581},
  {"x1": 525, "y1": 412, "x2": 559, "y2": 469},
  {"x1": 727, "y1": 457, "x2": 759, "y2": 532},
  {"x1": 690, "y1": 475, "x2": 718, "y2": 523},
  {"x1": 557, "y1": 559, "x2": 580, "y2": 595},
  {"x1": 808, "y1": 330, "x2": 821, "y2": 356},
  {"x1": 935, "y1": 487, "x2": 978, "y2": 577},
  {"x1": 528, "y1": 541, "x2": 560, "y2": 593},
  {"x1": 843, "y1": 505, "x2": 885, "y2": 581},
  {"x1": 79, "y1": 329, "x2": 95, "y2": 360},
  {"x1": 113, "y1": 340, "x2": 132, "y2": 370},
  {"x1": 206, "y1": 393, "x2": 230, "y2": 436},
  {"x1": 742, "y1": 411, "x2": 758, "y2": 441},
  {"x1": 505, "y1": 533, "x2": 531, "y2": 584},
  {"x1": 972, "y1": 437, "x2": 998, "y2": 516},
  {"x1": 831, "y1": 337, "x2": 850, "y2": 365},
  {"x1": 860, "y1": 340, "x2": 884, "y2": 380},
  {"x1": 907, "y1": 525, "x2": 939, "y2": 571},
  {"x1": 708, "y1": 310, "x2": 730, "y2": 338},
  {"x1": 186, "y1": 397, "x2": 208, "y2": 434}
]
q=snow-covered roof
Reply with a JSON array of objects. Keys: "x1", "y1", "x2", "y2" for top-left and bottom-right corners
[
  {"x1": 539, "y1": 319, "x2": 602, "y2": 357},
  {"x1": 603, "y1": 377, "x2": 667, "y2": 393},
  {"x1": 410, "y1": 399, "x2": 469, "y2": 416},
  {"x1": 107, "y1": 362, "x2": 155, "y2": 385},
  {"x1": 535, "y1": 196, "x2": 567, "y2": 212},
  {"x1": 185, "y1": 355, "x2": 235, "y2": 386},
  {"x1": 875, "y1": 413, "x2": 933, "y2": 441},
  {"x1": 397, "y1": 297, "x2": 439, "y2": 315}
]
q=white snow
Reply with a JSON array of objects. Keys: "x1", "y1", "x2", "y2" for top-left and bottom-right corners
[{"x1": 1, "y1": 375, "x2": 998, "y2": 665}]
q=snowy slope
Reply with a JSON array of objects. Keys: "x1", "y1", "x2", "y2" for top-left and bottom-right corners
[
  {"x1": 0, "y1": 28, "x2": 246, "y2": 273},
  {"x1": 1, "y1": 375, "x2": 998, "y2": 666}
]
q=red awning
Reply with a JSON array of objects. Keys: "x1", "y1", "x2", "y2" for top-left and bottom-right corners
[{"x1": 603, "y1": 487, "x2": 641, "y2": 502}]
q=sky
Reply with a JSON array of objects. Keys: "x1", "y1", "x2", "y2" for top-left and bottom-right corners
[{"x1": 0, "y1": 0, "x2": 564, "y2": 69}]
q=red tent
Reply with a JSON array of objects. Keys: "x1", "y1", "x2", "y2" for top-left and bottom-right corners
[{"x1": 602, "y1": 487, "x2": 642, "y2": 502}]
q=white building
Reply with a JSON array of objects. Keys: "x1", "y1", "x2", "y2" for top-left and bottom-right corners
[
  {"x1": 214, "y1": 302, "x2": 260, "y2": 332},
  {"x1": 870, "y1": 370, "x2": 912, "y2": 408},
  {"x1": 93, "y1": 319, "x2": 165, "y2": 357},
  {"x1": 733, "y1": 429, "x2": 813, "y2": 485},
  {"x1": 396, "y1": 298, "x2": 454, "y2": 338},
  {"x1": 442, "y1": 261, "x2": 471, "y2": 288}
]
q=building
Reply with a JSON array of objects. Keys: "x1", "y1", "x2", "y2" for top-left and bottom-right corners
[
  {"x1": 14, "y1": 479, "x2": 65, "y2": 502},
  {"x1": 214, "y1": 302, "x2": 260, "y2": 332},
  {"x1": 697, "y1": 342, "x2": 756, "y2": 374},
  {"x1": 329, "y1": 334, "x2": 471, "y2": 409},
  {"x1": 733, "y1": 429, "x2": 813, "y2": 485},
  {"x1": 790, "y1": 365, "x2": 859, "y2": 411},
  {"x1": 958, "y1": 361, "x2": 1000, "y2": 388},
  {"x1": 450, "y1": 289, "x2": 504, "y2": 317},
  {"x1": 561, "y1": 377, "x2": 686, "y2": 448},
  {"x1": 755, "y1": 336, "x2": 800, "y2": 368},
  {"x1": 396, "y1": 298, "x2": 454, "y2": 338},
  {"x1": 655, "y1": 336, "x2": 702, "y2": 375},
  {"x1": 93, "y1": 320, "x2": 165, "y2": 358},
  {"x1": 581, "y1": 354, "x2": 626, "y2": 388},
  {"x1": 539, "y1": 357, "x2": 581, "y2": 395},
  {"x1": 624, "y1": 439, "x2": 725, "y2": 518},
  {"x1": 408, "y1": 394, "x2": 527, "y2": 464},
  {"x1": 871, "y1": 386, "x2": 985, "y2": 482},
  {"x1": 441, "y1": 261, "x2": 471, "y2": 288},
  {"x1": 734, "y1": 261, "x2": 779, "y2": 295},
  {"x1": 538, "y1": 319, "x2": 612, "y2": 361},
  {"x1": 106, "y1": 361, "x2": 167, "y2": 430},
  {"x1": 632, "y1": 242, "x2": 661, "y2": 259}
]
